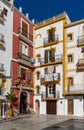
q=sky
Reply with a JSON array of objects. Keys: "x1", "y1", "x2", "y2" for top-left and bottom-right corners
[{"x1": 14, "y1": 0, "x2": 84, "y2": 23}]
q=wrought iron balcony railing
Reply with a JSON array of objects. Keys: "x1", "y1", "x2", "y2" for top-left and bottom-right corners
[
  {"x1": 17, "y1": 52, "x2": 34, "y2": 67},
  {"x1": 77, "y1": 35, "x2": 84, "y2": 46},
  {"x1": 43, "y1": 34, "x2": 58, "y2": 45},
  {"x1": 40, "y1": 54, "x2": 63, "y2": 65},
  {"x1": 18, "y1": 28, "x2": 33, "y2": 42},
  {"x1": 66, "y1": 84, "x2": 84, "y2": 93},
  {"x1": 17, "y1": 52, "x2": 31, "y2": 62},
  {"x1": 41, "y1": 91, "x2": 60, "y2": 99},
  {"x1": 41, "y1": 73, "x2": 60, "y2": 84}
]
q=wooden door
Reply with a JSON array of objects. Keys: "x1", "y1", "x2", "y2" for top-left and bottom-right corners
[
  {"x1": 47, "y1": 100, "x2": 56, "y2": 114},
  {"x1": 35, "y1": 100, "x2": 39, "y2": 114},
  {"x1": 68, "y1": 100, "x2": 73, "y2": 115}
]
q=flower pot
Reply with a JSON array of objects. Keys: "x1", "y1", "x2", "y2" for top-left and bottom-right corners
[{"x1": 8, "y1": 108, "x2": 14, "y2": 118}]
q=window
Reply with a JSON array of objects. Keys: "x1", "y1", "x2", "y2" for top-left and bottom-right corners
[
  {"x1": 21, "y1": 43, "x2": 28, "y2": 56},
  {"x1": 48, "y1": 85, "x2": 54, "y2": 98},
  {"x1": 3, "y1": 8, "x2": 8, "y2": 16},
  {"x1": 68, "y1": 77, "x2": 73, "y2": 86},
  {"x1": 37, "y1": 86, "x2": 40, "y2": 94},
  {"x1": 22, "y1": 20, "x2": 28, "y2": 37},
  {"x1": 67, "y1": 33, "x2": 73, "y2": 42},
  {"x1": 36, "y1": 54, "x2": 41, "y2": 62},
  {"x1": 45, "y1": 49, "x2": 55, "y2": 63},
  {"x1": 44, "y1": 67, "x2": 48, "y2": 74},
  {"x1": 49, "y1": 86, "x2": 54, "y2": 94},
  {"x1": 36, "y1": 72, "x2": 40, "y2": 80},
  {"x1": 48, "y1": 28, "x2": 55, "y2": 42},
  {"x1": 18, "y1": 67, "x2": 30, "y2": 81},
  {"x1": 68, "y1": 55, "x2": 73, "y2": 63}
]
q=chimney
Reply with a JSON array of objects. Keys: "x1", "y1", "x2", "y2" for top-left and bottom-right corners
[
  {"x1": 32, "y1": 19, "x2": 35, "y2": 24},
  {"x1": 26, "y1": 13, "x2": 29, "y2": 19},
  {"x1": 9, "y1": 0, "x2": 14, "y2": 6},
  {"x1": 19, "y1": 7, "x2": 22, "y2": 13}
]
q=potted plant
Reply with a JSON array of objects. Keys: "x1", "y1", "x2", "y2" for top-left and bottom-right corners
[{"x1": 6, "y1": 90, "x2": 16, "y2": 118}]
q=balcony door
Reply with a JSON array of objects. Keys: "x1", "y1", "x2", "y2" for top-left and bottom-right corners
[
  {"x1": 47, "y1": 85, "x2": 55, "y2": 98},
  {"x1": 22, "y1": 21, "x2": 28, "y2": 37},
  {"x1": 48, "y1": 28, "x2": 55, "y2": 42},
  {"x1": 45, "y1": 49, "x2": 55, "y2": 63}
]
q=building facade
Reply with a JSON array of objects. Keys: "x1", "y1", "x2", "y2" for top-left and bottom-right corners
[
  {"x1": 64, "y1": 20, "x2": 84, "y2": 116},
  {"x1": 34, "y1": 12, "x2": 84, "y2": 117},
  {"x1": 11, "y1": 4, "x2": 34, "y2": 114},
  {"x1": 34, "y1": 12, "x2": 71, "y2": 115},
  {"x1": 0, "y1": 0, "x2": 13, "y2": 117}
]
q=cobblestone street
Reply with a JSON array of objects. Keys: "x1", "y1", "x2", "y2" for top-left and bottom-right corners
[{"x1": 0, "y1": 114, "x2": 83, "y2": 130}]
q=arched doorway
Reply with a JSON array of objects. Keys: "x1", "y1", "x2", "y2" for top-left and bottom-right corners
[
  {"x1": 35, "y1": 100, "x2": 40, "y2": 114},
  {"x1": 20, "y1": 91, "x2": 27, "y2": 114}
]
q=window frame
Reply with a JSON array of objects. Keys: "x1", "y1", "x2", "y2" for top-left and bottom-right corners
[
  {"x1": 67, "y1": 33, "x2": 74, "y2": 42},
  {"x1": 67, "y1": 77, "x2": 74, "y2": 86},
  {"x1": 67, "y1": 54, "x2": 74, "y2": 63}
]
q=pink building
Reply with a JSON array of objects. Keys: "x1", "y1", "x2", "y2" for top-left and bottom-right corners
[{"x1": 11, "y1": 6, "x2": 34, "y2": 114}]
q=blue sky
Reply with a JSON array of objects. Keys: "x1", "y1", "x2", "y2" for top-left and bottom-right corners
[{"x1": 14, "y1": 0, "x2": 84, "y2": 22}]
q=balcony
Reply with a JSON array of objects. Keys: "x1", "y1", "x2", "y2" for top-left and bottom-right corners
[
  {"x1": 41, "y1": 91, "x2": 60, "y2": 100},
  {"x1": 0, "y1": 63, "x2": 5, "y2": 76},
  {"x1": 66, "y1": 84, "x2": 84, "y2": 95},
  {"x1": 77, "y1": 59, "x2": 84, "y2": 70},
  {"x1": 17, "y1": 52, "x2": 34, "y2": 68},
  {"x1": 43, "y1": 34, "x2": 59, "y2": 47},
  {"x1": 41, "y1": 73, "x2": 60, "y2": 85},
  {"x1": 40, "y1": 54, "x2": 63, "y2": 66},
  {"x1": 77, "y1": 35, "x2": 84, "y2": 47},
  {"x1": 18, "y1": 28, "x2": 33, "y2": 46},
  {"x1": 0, "y1": 34, "x2": 5, "y2": 51}
]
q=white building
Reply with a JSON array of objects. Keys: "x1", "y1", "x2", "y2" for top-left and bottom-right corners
[
  {"x1": 34, "y1": 11, "x2": 84, "y2": 117},
  {"x1": 64, "y1": 19, "x2": 84, "y2": 116},
  {"x1": 0, "y1": 0, "x2": 13, "y2": 117},
  {"x1": 34, "y1": 12, "x2": 71, "y2": 115}
]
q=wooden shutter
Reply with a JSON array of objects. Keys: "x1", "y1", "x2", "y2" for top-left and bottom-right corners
[
  {"x1": 22, "y1": 21, "x2": 28, "y2": 37},
  {"x1": 20, "y1": 42, "x2": 22, "y2": 52},
  {"x1": 50, "y1": 49, "x2": 55, "y2": 62},
  {"x1": 45, "y1": 50, "x2": 48, "y2": 63},
  {"x1": 53, "y1": 66, "x2": 56, "y2": 73}
]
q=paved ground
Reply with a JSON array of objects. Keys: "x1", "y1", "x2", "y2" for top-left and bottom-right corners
[{"x1": 0, "y1": 114, "x2": 84, "y2": 130}]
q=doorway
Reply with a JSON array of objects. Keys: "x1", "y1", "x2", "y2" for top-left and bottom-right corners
[
  {"x1": 68, "y1": 99, "x2": 73, "y2": 115},
  {"x1": 35, "y1": 100, "x2": 40, "y2": 114},
  {"x1": 47, "y1": 100, "x2": 56, "y2": 114},
  {"x1": 20, "y1": 91, "x2": 27, "y2": 114}
]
